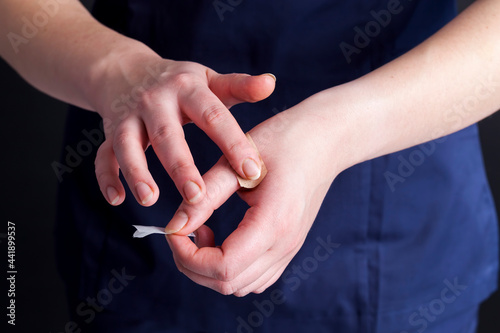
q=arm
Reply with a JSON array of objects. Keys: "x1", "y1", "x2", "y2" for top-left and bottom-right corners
[
  {"x1": 314, "y1": 0, "x2": 500, "y2": 170},
  {"x1": 0, "y1": 0, "x2": 275, "y2": 207},
  {"x1": 166, "y1": 0, "x2": 500, "y2": 295}
]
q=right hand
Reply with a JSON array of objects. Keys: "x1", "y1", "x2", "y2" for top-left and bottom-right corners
[{"x1": 91, "y1": 51, "x2": 276, "y2": 209}]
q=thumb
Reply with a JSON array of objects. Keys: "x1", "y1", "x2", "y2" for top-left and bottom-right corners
[
  {"x1": 208, "y1": 72, "x2": 276, "y2": 108},
  {"x1": 164, "y1": 156, "x2": 240, "y2": 236}
]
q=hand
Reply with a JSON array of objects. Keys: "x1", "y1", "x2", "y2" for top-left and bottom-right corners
[
  {"x1": 91, "y1": 52, "x2": 276, "y2": 208},
  {"x1": 165, "y1": 103, "x2": 342, "y2": 296}
]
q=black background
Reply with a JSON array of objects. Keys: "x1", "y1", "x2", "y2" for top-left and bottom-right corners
[{"x1": 0, "y1": 0, "x2": 498, "y2": 332}]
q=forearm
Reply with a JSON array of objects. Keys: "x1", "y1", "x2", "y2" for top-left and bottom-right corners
[
  {"x1": 302, "y1": 0, "x2": 500, "y2": 173},
  {"x1": 0, "y1": 0, "x2": 156, "y2": 111}
]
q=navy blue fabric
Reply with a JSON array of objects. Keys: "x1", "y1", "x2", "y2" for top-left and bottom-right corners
[{"x1": 56, "y1": 1, "x2": 498, "y2": 332}]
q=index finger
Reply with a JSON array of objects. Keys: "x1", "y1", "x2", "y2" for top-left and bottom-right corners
[
  {"x1": 164, "y1": 134, "x2": 267, "y2": 235},
  {"x1": 179, "y1": 85, "x2": 263, "y2": 182}
]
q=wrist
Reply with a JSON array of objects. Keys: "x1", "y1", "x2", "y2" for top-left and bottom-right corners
[
  {"x1": 285, "y1": 84, "x2": 382, "y2": 177},
  {"x1": 83, "y1": 32, "x2": 163, "y2": 114}
]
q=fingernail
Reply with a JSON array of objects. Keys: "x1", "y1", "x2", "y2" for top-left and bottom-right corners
[
  {"x1": 183, "y1": 180, "x2": 202, "y2": 203},
  {"x1": 243, "y1": 158, "x2": 261, "y2": 180},
  {"x1": 135, "y1": 182, "x2": 153, "y2": 205},
  {"x1": 166, "y1": 210, "x2": 188, "y2": 234},
  {"x1": 106, "y1": 186, "x2": 119, "y2": 205},
  {"x1": 263, "y1": 73, "x2": 276, "y2": 82}
]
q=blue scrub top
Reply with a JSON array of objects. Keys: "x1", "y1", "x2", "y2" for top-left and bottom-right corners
[{"x1": 55, "y1": 1, "x2": 498, "y2": 332}]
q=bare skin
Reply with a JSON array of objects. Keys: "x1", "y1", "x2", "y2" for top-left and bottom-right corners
[
  {"x1": 165, "y1": 1, "x2": 500, "y2": 296},
  {"x1": 0, "y1": 0, "x2": 275, "y2": 206},
  {"x1": 1, "y1": 0, "x2": 499, "y2": 296}
]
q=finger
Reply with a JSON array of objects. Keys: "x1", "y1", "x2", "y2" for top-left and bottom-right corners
[
  {"x1": 167, "y1": 204, "x2": 276, "y2": 282},
  {"x1": 142, "y1": 101, "x2": 205, "y2": 205},
  {"x1": 231, "y1": 241, "x2": 301, "y2": 296},
  {"x1": 95, "y1": 139, "x2": 126, "y2": 206},
  {"x1": 221, "y1": 253, "x2": 290, "y2": 296},
  {"x1": 179, "y1": 85, "x2": 263, "y2": 181},
  {"x1": 164, "y1": 156, "x2": 239, "y2": 234},
  {"x1": 167, "y1": 234, "x2": 224, "y2": 279},
  {"x1": 234, "y1": 260, "x2": 287, "y2": 297},
  {"x1": 112, "y1": 117, "x2": 159, "y2": 206},
  {"x1": 207, "y1": 71, "x2": 276, "y2": 108},
  {"x1": 252, "y1": 265, "x2": 289, "y2": 295},
  {"x1": 169, "y1": 240, "x2": 289, "y2": 296},
  {"x1": 194, "y1": 225, "x2": 215, "y2": 248},
  {"x1": 226, "y1": 241, "x2": 296, "y2": 296},
  {"x1": 168, "y1": 238, "x2": 265, "y2": 296},
  {"x1": 168, "y1": 243, "x2": 235, "y2": 295},
  {"x1": 170, "y1": 254, "x2": 239, "y2": 295}
]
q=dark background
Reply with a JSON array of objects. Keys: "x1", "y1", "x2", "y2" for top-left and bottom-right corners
[{"x1": 0, "y1": 0, "x2": 498, "y2": 332}]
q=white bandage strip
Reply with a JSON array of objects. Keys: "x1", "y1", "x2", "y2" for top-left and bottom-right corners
[{"x1": 132, "y1": 225, "x2": 195, "y2": 238}]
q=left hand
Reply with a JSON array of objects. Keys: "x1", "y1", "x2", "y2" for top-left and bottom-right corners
[{"x1": 165, "y1": 102, "x2": 343, "y2": 296}]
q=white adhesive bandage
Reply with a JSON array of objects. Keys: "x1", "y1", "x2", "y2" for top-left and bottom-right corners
[
  {"x1": 236, "y1": 133, "x2": 267, "y2": 189},
  {"x1": 132, "y1": 225, "x2": 195, "y2": 238}
]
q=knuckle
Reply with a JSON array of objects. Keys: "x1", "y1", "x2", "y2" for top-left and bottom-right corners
[
  {"x1": 120, "y1": 86, "x2": 155, "y2": 113},
  {"x1": 253, "y1": 287, "x2": 266, "y2": 295},
  {"x1": 94, "y1": 151, "x2": 110, "y2": 183},
  {"x1": 278, "y1": 229, "x2": 301, "y2": 255},
  {"x1": 172, "y1": 256, "x2": 185, "y2": 273},
  {"x1": 94, "y1": 143, "x2": 107, "y2": 166},
  {"x1": 202, "y1": 104, "x2": 228, "y2": 128},
  {"x1": 285, "y1": 235, "x2": 304, "y2": 257},
  {"x1": 134, "y1": 90, "x2": 153, "y2": 111},
  {"x1": 131, "y1": 87, "x2": 164, "y2": 114},
  {"x1": 113, "y1": 129, "x2": 132, "y2": 150},
  {"x1": 121, "y1": 165, "x2": 142, "y2": 181},
  {"x1": 216, "y1": 281, "x2": 236, "y2": 296},
  {"x1": 234, "y1": 288, "x2": 251, "y2": 297},
  {"x1": 214, "y1": 263, "x2": 237, "y2": 282},
  {"x1": 149, "y1": 124, "x2": 177, "y2": 147},
  {"x1": 226, "y1": 140, "x2": 247, "y2": 156},
  {"x1": 167, "y1": 159, "x2": 192, "y2": 179},
  {"x1": 95, "y1": 168, "x2": 108, "y2": 184},
  {"x1": 206, "y1": 182, "x2": 223, "y2": 205},
  {"x1": 171, "y1": 72, "x2": 197, "y2": 90}
]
